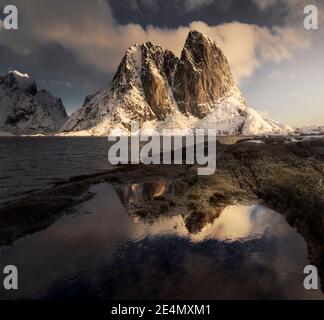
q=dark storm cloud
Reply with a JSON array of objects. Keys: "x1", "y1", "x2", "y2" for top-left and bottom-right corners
[
  {"x1": 107, "y1": 0, "x2": 287, "y2": 28},
  {"x1": 0, "y1": 0, "x2": 115, "y2": 112}
]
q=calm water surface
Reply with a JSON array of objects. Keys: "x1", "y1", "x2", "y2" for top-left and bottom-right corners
[
  {"x1": 0, "y1": 183, "x2": 322, "y2": 300},
  {"x1": 0, "y1": 137, "x2": 111, "y2": 204},
  {"x1": 0, "y1": 136, "x2": 229, "y2": 205}
]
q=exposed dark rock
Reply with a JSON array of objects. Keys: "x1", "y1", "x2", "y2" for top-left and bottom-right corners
[
  {"x1": 163, "y1": 49, "x2": 179, "y2": 87},
  {"x1": 185, "y1": 209, "x2": 221, "y2": 234},
  {"x1": 24, "y1": 80, "x2": 38, "y2": 96},
  {"x1": 141, "y1": 43, "x2": 175, "y2": 120},
  {"x1": 172, "y1": 30, "x2": 234, "y2": 118},
  {"x1": 0, "y1": 71, "x2": 68, "y2": 134}
]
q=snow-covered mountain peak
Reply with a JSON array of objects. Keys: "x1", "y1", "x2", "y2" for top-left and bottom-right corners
[
  {"x1": 184, "y1": 30, "x2": 214, "y2": 50},
  {"x1": 60, "y1": 30, "x2": 291, "y2": 136},
  {"x1": 0, "y1": 71, "x2": 68, "y2": 135},
  {"x1": 9, "y1": 69, "x2": 30, "y2": 79}
]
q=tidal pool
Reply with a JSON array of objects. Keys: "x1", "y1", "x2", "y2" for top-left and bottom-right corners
[{"x1": 0, "y1": 183, "x2": 323, "y2": 300}]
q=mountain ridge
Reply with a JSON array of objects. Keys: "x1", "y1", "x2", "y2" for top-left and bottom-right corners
[
  {"x1": 60, "y1": 30, "x2": 290, "y2": 136},
  {"x1": 0, "y1": 70, "x2": 68, "y2": 135}
]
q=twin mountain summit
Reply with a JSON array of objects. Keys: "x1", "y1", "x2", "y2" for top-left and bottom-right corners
[{"x1": 0, "y1": 30, "x2": 292, "y2": 137}]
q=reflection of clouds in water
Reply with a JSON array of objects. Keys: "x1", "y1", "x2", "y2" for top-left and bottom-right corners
[
  {"x1": 207, "y1": 204, "x2": 293, "y2": 243},
  {"x1": 115, "y1": 180, "x2": 289, "y2": 242},
  {"x1": 132, "y1": 204, "x2": 292, "y2": 243},
  {"x1": 207, "y1": 205, "x2": 254, "y2": 242},
  {"x1": 115, "y1": 179, "x2": 294, "y2": 243},
  {"x1": 250, "y1": 205, "x2": 259, "y2": 220}
]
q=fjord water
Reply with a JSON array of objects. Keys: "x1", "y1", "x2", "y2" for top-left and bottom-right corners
[
  {"x1": 0, "y1": 137, "x2": 111, "y2": 204},
  {"x1": 0, "y1": 183, "x2": 323, "y2": 300},
  {"x1": 0, "y1": 136, "x2": 217, "y2": 204}
]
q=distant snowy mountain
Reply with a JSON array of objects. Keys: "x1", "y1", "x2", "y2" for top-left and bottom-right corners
[
  {"x1": 0, "y1": 70, "x2": 68, "y2": 135},
  {"x1": 60, "y1": 30, "x2": 291, "y2": 136},
  {"x1": 295, "y1": 126, "x2": 324, "y2": 135}
]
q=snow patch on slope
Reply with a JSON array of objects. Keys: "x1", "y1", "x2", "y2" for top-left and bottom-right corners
[
  {"x1": 59, "y1": 87, "x2": 291, "y2": 136},
  {"x1": 0, "y1": 70, "x2": 68, "y2": 135},
  {"x1": 296, "y1": 126, "x2": 324, "y2": 135}
]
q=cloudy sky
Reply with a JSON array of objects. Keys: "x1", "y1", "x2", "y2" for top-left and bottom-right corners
[{"x1": 0, "y1": 0, "x2": 323, "y2": 126}]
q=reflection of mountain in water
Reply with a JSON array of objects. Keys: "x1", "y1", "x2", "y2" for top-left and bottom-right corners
[
  {"x1": 114, "y1": 180, "x2": 186, "y2": 203},
  {"x1": 114, "y1": 179, "x2": 189, "y2": 223},
  {"x1": 112, "y1": 172, "x2": 324, "y2": 292},
  {"x1": 30, "y1": 184, "x2": 324, "y2": 300}
]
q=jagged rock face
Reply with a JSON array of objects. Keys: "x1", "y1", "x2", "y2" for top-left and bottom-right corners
[
  {"x1": 173, "y1": 30, "x2": 234, "y2": 118},
  {"x1": 162, "y1": 49, "x2": 178, "y2": 88},
  {"x1": 60, "y1": 30, "x2": 291, "y2": 136},
  {"x1": 62, "y1": 42, "x2": 179, "y2": 133},
  {"x1": 0, "y1": 71, "x2": 68, "y2": 134},
  {"x1": 141, "y1": 42, "x2": 178, "y2": 121},
  {"x1": 82, "y1": 93, "x2": 97, "y2": 107}
]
